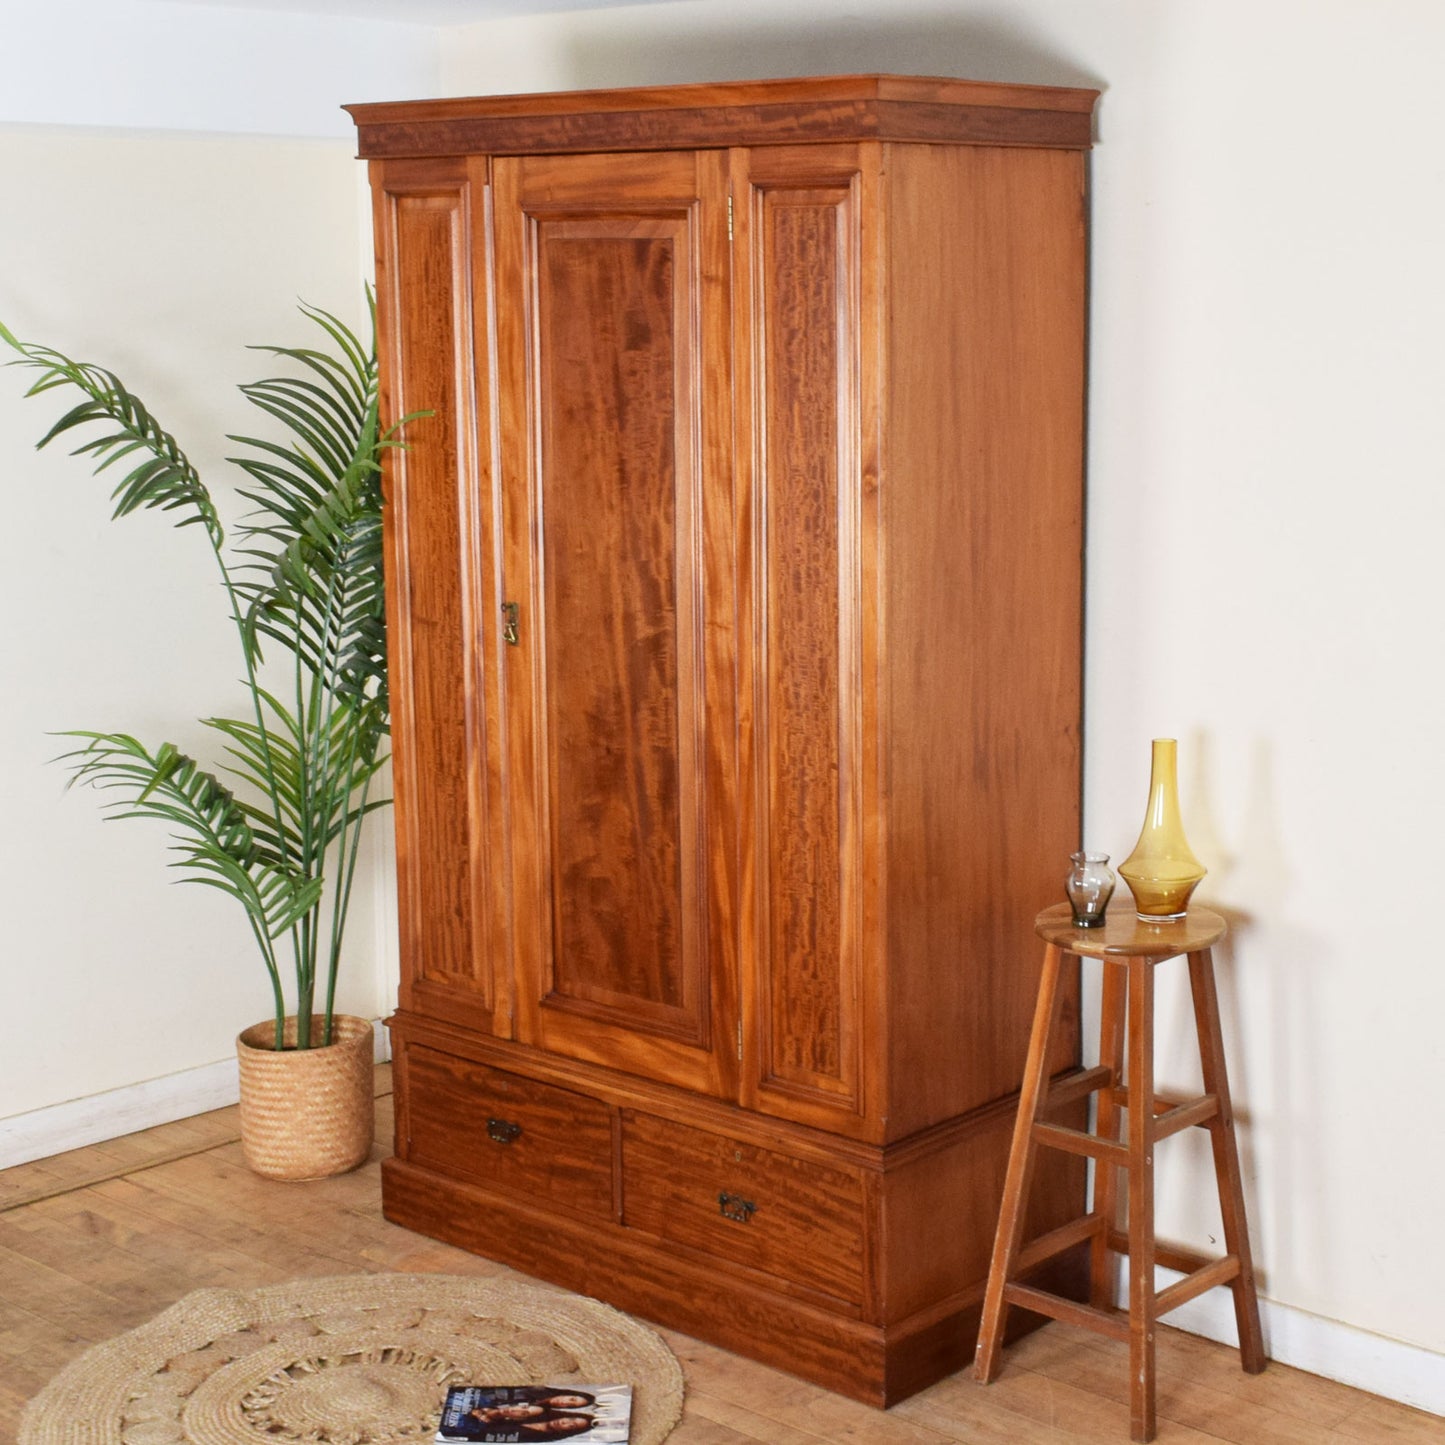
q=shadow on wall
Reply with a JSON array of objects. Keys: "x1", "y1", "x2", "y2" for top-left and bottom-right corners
[
  {"x1": 1159, "y1": 731, "x2": 1320, "y2": 1311},
  {"x1": 556, "y1": 12, "x2": 1104, "y2": 99}
]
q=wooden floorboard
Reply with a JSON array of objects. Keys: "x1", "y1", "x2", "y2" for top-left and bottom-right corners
[{"x1": 0, "y1": 1068, "x2": 1439, "y2": 1444}]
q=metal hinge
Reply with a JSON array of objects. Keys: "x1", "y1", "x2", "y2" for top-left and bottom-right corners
[
  {"x1": 736, "y1": 1020, "x2": 743, "y2": 1060},
  {"x1": 727, "y1": 193, "x2": 734, "y2": 241}
]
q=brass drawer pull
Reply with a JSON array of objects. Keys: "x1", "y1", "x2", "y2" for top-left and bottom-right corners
[
  {"x1": 718, "y1": 1190, "x2": 756, "y2": 1223},
  {"x1": 487, "y1": 1117, "x2": 523, "y2": 1145}
]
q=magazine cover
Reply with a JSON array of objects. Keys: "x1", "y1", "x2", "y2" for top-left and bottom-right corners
[{"x1": 435, "y1": 1384, "x2": 633, "y2": 1442}]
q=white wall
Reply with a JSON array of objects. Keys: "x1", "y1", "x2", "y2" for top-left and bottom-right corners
[
  {"x1": 0, "y1": 128, "x2": 370, "y2": 1116},
  {"x1": 0, "y1": 0, "x2": 438, "y2": 138},
  {"x1": 4, "y1": 0, "x2": 1444, "y2": 1413},
  {"x1": 0, "y1": 0, "x2": 441, "y2": 1126},
  {"x1": 438, "y1": 0, "x2": 1445, "y2": 1385}
]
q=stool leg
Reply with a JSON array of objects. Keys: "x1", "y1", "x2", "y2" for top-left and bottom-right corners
[
  {"x1": 1126, "y1": 954, "x2": 1157, "y2": 1443},
  {"x1": 1090, "y1": 957, "x2": 1127, "y2": 1309},
  {"x1": 1188, "y1": 948, "x2": 1267, "y2": 1375},
  {"x1": 974, "y1": 942, "x2": 1068, "y2": 1383}
]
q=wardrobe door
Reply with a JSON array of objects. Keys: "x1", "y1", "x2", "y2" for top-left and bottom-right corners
[
  {"x1": 732, "y1": 145, "x2": 886, "y2": 1138},
  {"x1": 371, "y1": 155, "x2": 511, "y2": 1035},
  {"x1": 492, "y1": 150, "x2": 739, "y2": 1098}
]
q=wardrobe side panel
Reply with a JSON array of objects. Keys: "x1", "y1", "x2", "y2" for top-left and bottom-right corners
[{"x1": 881, "y1": 143, "x2": 1087, "y2": 1138}]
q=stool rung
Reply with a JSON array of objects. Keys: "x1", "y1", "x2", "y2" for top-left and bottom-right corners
[
  {"x1": 1004, "y1": 1281, "x2": 1131, "y2": 1341},
  {"x1": 1032, "y1": 1120, "x2": 1131, "y2": 1165},
  {"x1": 1044, "y1": 1065, "x2": 1113, "y2": 1112},
  {"x1": 1108, "y1": 1087, "x2": 1219, "y2": 1124},
  {"x1": 1156, "y1": 1255, "x2": 1241, "y2": 1316},
  {"x1": 1155, "y1": 1094, "x2": 1219, "y2": 1138},
  {"x1": 1015, "y1": 1211, "x2": 1106, "y2": 1274},
  {"x1": 1106, "y1": 1230, "x2": 1221, "y2": 1278}
]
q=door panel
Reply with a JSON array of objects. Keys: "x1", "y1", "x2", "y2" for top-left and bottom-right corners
[
  {"x1": 372, "y1": 157, "x2": 507, "y2": 1032},
  {"x1": 538, "y1": 216, "x2": 692, "y2": 1026},
  {"x1": 494, "y1": 151, "x2": 737, "y2": 1095},
  {"x1": 734, "y1": 146, "x2": 875, "y2": 1131}
]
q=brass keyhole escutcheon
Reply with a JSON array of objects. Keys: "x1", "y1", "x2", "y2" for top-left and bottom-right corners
[{"x1": 501, "y1": 601, "x2": 520, "y2": 645}]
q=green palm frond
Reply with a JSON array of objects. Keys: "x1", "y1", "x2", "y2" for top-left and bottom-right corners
[
  {"x1": 226, "y1": 303, "x2": 393, "y2": 714},
  {"x1": 0, "y1": 321, "x2": 223, "y2": 548},
  {"x1": 4, "y1": 296, "x2": 408, "y2": 1049},
  {"x1": 203, "y1": 710, "x2": 309, "y2": 849},
  {"x1": 205, "y1": 694, "x2": 388, "y2": 854},
  {"x1": 55, "y1": 731, "x2": 322, "y2": 938}
]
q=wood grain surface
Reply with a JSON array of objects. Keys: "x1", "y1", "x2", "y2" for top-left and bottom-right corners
[
  {"x1": 620, "y1": 1109, "x2": 866, "y2": 1306},
  {"x1": 402, "y1": 1046, "x2": 615, "y2": 1220},
  {"x1": 1035, "y1": 903, "x2": 1227, "y2": 959},
  {"x1": 374, "y1": 169, "x2": 491, "y2": 1006},
  {"x1": 756, "y1": 169, "x2": 857, "y2": 1112},
  {"x1": 491, "y1": 149, "x2": 739, "y2": 1097},
  {"x1": 345, "y1": 74, "x2": 1098, "y2": 159},
  {"x1": 880, "y1": 142, "x2": 1088, "y2": 1138},
  {"x1": 537, "y1": 219, "x2": 687, "y2": 1014},
  {"x1": 363, "y1": 76, "x2": 1096, "y2": 1406}
]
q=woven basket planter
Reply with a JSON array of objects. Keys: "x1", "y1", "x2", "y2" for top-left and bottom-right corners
[{"x1": 236, "y1": 1013, "x2": 374, "y2": 1180}]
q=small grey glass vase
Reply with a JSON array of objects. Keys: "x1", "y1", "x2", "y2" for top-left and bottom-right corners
[{"x1": 1065, "y1": 851, "x2": 1115, "y2": 928}]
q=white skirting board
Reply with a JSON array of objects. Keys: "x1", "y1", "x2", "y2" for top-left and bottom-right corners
[
  {"x1": 0, "y1": 1018, "x2": 390, "y2": 1171},
  {"x1": 1142, "y1": 1265, "x2": 1445, "y2": 1419}
]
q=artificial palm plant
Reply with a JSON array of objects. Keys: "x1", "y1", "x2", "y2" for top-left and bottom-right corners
[{"x1": 1, "y1": 301, "x2": 404, "y2": 1051}]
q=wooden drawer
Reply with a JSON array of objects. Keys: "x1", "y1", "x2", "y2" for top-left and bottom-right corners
[
  {"x1": 620, "y1": 1110, "x2": 866, "y2": 1305},
  {"x1": 403, "y1": 1047, "x2": 614, "y2": 1219}
]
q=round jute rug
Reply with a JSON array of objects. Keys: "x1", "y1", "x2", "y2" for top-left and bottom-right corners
[{"x1": 19, "y1": 1273, "x2": 684, "y2": 1445}]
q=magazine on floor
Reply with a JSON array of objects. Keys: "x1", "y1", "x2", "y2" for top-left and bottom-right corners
[{"x1": 435, "y1": 1384, "x2": 632, "y2": 1442}]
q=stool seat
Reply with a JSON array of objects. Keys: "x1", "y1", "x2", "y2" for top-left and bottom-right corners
[
  {"x1": 973, "y1": 904, "x2": 1265, "y2": 1442},
  {"x1": 1035, "y1": 900, "x2": 1225, "y2": 957}
]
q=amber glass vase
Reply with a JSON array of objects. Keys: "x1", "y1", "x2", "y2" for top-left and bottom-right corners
[{"x1": 1118, "y1": 738, "x2": 1206, "y2": 920}]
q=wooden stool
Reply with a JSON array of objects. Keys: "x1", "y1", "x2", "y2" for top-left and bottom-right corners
[{"x1": 974, "y1": 903, "x2": 1265, "y2": 1442}]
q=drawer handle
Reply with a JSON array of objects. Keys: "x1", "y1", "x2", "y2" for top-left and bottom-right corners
[
  {"x1": 486, "y1": 1117, "x2": 523, "y2": 1145},
  {"x1": 718, "y1": 1191, "x2": 756, "y2": 1224}
]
